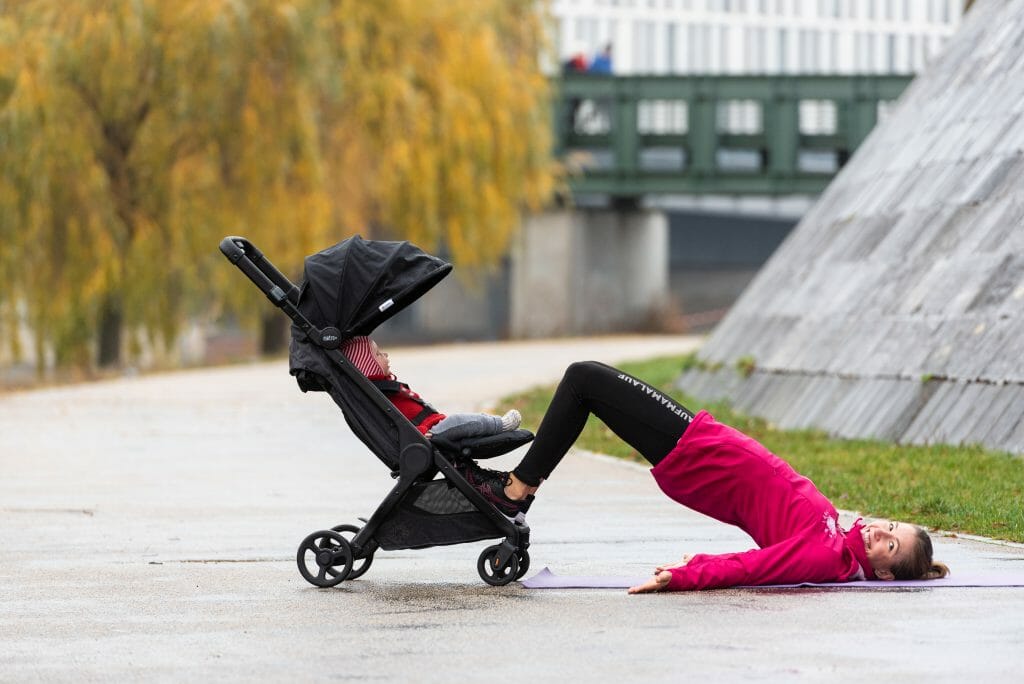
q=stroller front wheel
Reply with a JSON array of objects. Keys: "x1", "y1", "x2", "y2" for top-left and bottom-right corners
[
  {"x1": 477, "y1": 544, "x2": 520, "y2": 586},
  {"x1": 296, "y1": 530, "x2": 354, "y2": 587}
]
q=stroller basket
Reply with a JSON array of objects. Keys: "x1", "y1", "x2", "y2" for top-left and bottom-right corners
[
  {"x1": 376, "y1": 480, "x2": 502, "y2": 551},
  {"x1": 220, "y1": 235, "x2": 531, "y2": 587}
]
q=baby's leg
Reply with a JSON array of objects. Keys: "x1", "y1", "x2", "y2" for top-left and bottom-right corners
[{"x1": 429, "y1": 413, "x2": 502, "y2": 440}]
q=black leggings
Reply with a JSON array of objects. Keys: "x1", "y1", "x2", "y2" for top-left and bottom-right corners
[{"x1": 512, "y1": 361, "x2": 695, "y2": 486}]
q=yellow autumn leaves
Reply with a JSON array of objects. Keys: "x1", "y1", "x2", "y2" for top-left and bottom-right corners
[{"x1": 0, "y1": 0, "x2": 556, "y2": 370}]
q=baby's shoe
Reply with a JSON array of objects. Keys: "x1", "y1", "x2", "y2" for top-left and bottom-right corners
[{"x1": 500, "y1": 409, "x2": 521, "y2": 432}]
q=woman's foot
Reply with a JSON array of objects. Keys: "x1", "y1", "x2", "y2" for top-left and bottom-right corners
[
  {"x1": 456, "y1": 461, "x2": 529, "y2": 517},
  {"x1": 504, "y1": 472, "x2": 536, "y2": 501}
]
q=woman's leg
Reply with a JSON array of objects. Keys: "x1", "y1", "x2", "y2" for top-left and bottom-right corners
[{"x1": 511, "y1": 361, "x2": 695, "y2": 489}]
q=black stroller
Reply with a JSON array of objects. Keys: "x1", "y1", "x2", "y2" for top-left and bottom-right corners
[{"x1": 220, "y1": 236, "x2": 532, "y2": 587}]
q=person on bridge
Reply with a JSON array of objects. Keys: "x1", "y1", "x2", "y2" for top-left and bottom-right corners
[
  {"x1": 588, "y1": 43, "x2": 613, "y2": 74},
  {"x1": 458, "y1": 361, "x2": 951, "y2": 592},
  {"x1": 341, "y1": 336, "x2": 521, "y2": 441}
]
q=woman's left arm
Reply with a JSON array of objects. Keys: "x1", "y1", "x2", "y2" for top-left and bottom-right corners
[
  {"x1": 638, "y1": 537, "x2": 840, "y2": 592},
  {"x1": 628, "y1": 555, "x2": 693, "y2": 593}
]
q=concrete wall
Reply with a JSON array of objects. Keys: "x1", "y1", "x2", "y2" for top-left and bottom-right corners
[
  {"x1": 377, "y1": 207, "x2": 792, "y2": 344},
  {"x1": 669, "y1": 211, "x2": 797, "y2": 328},
  {"x1": 680, "y1": 0, "x2": 1024, "y2": 455},
  {"x1": 375, "y1": 206, "x2": 669, "y2": 344},
  {"x1": 510, "y1": 208, "x2": 668, "y2": 338}
]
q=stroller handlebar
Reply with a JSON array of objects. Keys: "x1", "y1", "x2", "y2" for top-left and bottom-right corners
[
  {"x1": 219, "y1": 236, "x2": 301, "y2": 306},
  {"x1": 220, "y1": 236, "x2": 343, "y2": 350}
]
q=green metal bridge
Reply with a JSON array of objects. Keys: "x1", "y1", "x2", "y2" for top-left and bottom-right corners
[{"x1": 556, "y1": 74, "x2": 913, "y2": 197}]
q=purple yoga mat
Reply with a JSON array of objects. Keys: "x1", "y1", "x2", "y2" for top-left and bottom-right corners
[{"x1": 520, "y1": 567, "x2": 1024, "y2": 589}]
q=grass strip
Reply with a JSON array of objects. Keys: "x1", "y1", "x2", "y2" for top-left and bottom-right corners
[{"x1": 502, "y1": 354, "x2": 1024, "y2": 543}]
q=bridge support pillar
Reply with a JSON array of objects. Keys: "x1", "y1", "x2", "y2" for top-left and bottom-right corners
[{"x1": 510, "y1": 207, "x2": 668, "y2": 338}]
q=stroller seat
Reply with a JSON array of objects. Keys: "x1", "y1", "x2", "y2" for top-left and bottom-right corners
[
  {"x1": 427, "y1": 428, "x2": 534, "y2": 461},
  {"x1": 222, "y1": 235, "x2": 532, "y2": 587}
]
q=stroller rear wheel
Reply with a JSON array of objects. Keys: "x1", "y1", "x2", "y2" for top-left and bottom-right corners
[
  {"x1": 296, "y1": 530, "x2": 354, "y2": 587},
  {"x1": 331, "y1": 524, "x2": 374, "y2": 580},
  {"x1": 477, "y1": 544, "x2": 520, "y2": 586}
]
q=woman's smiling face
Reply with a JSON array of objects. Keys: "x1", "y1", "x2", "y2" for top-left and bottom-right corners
[{"x1": 861, "y1": 520, "x2": 919, "y2": 580}]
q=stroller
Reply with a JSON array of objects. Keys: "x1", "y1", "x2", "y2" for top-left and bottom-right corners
[{"x1": 220, "y1": 236, "x2": 533, "y2": 587}]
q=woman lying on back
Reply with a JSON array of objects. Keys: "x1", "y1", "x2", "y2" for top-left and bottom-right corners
[{"x1": 456, "y1": 361, "x2": 950, "y2": 592}]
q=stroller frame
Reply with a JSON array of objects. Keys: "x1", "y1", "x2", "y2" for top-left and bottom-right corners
[{"x1": 220, "y1": 236, "x2": 530, "y2": 586}]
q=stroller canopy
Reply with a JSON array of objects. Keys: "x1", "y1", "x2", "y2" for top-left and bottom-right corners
[{"x1": 297, "y1": 235, "x2": 452, "y2": 339}]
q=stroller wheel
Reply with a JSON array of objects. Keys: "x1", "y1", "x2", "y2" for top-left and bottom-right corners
[
  {"x1": 331, "y1": 524, "x2": 374, "y2": 580},
  {"x1": 477, "y1": 544, "x2": 520, "y2": 587},
  {"x1": 296, "y1": 530, "x2": 354, "y2": 588},
  {"x1": 514, "y1": 549, "x2": 530, "y2": 581}
]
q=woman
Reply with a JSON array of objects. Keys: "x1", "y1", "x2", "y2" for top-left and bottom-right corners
[{"x1": 458, "y1": 361, "x2": 950, "y2": 592}]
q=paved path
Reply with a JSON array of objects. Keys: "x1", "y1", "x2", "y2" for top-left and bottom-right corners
[{"x1": 1, "y1": 335, "x2": 1022, "y2": 682}]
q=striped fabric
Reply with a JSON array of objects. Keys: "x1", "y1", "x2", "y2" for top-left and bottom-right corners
[{"x1": 341, "y1": 336, "x2": 385, "y2": 377}]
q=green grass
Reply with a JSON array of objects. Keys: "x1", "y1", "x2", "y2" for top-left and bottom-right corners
[{"x1": 502, "y1": 354, "x2": 1024, "y2": 543}]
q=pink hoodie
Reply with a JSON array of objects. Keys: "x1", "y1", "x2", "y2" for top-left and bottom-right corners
[{"x1": 650, "y1": 411, "x2": 873, "y2": 591}]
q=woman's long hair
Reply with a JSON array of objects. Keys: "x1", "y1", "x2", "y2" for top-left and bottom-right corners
[{"x1": 892, "y1": 527, "x2": 950, "y2": 580}]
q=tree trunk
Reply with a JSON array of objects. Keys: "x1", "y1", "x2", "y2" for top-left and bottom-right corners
[
  {"x1": 259, "y1": 312, "x2": 288, "y2": 356},
  {"x1": 97, "y1": 295, "x2": 123, "y2": 368}
]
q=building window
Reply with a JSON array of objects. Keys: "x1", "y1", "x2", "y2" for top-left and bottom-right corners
[
  {"x1": 646, "y1": 21, "x2": 659, "y2": 72},
  {"x1": 690, "y1": 24, "x2": 700, "y2": 72},
  {"x1": 719, "y1": 24, "x2": 730, "y2": 72},
  {"x1": 778, "y1": 28, "x2": 789, "y2": 73},
  {"x1": 638, "y1": 99, "x2": 688, "y2": 134},
  {"x1": 799, "y1": 100, "x2": 837, "y2": 134},
  {"x1": 717, "y1": 100, "x2": 762, "y2": 134},
  {"x1": 747, "y1": 27, "x2": 767, "y2": 73},
  {"x1": 667, "y1": 23, "x2": 677, "y2": 72}
]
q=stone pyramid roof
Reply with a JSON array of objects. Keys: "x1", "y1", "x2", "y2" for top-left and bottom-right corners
[{"x1": 683, "y1": 0, "x2": 1024, "y2": 454}]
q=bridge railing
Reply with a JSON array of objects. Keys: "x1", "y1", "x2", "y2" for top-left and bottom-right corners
[{"x1": 556, "y1": 74, "x2": 913, "y2": 197}]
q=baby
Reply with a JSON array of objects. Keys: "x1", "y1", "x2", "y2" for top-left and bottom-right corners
[{"x1": 340, "y1": 336, "x2": 521, "y2": 441}]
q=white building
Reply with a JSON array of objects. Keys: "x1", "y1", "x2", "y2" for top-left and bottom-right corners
[{"x1": 553, "y1": 0, "x2": 966, "y2": 75}]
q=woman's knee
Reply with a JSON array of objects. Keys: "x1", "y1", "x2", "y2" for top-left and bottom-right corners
[{"x1": 565, "y1": 360, "x2": 604, "y2": 380}]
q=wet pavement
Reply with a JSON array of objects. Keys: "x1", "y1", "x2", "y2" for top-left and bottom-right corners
[{"x1": 1, "y1": 335, "x2": 1022, "y2": 682}]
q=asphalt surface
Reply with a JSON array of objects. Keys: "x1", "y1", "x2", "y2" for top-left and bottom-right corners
[{"x1": 2, "y1": 335, "x2": 1022, "y2": 682}]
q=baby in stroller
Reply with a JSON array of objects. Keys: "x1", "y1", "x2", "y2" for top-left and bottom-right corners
[
  {"x1": 341, "y1": 335, "x2": 531, "y2": 517},
  {"x1": 340, "y1": 336, "x2": 521, "y2": 439}
]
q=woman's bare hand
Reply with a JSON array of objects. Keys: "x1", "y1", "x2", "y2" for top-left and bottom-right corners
[
  {"x1": 655, "y1": 554, "x2": 693, "y2": 572},
  {"x1": 628, "y1": 570, "x2": 672, "y2": 594},
  {"x1": 627, "y1": 554, "x2": 694, "y2": 593}
]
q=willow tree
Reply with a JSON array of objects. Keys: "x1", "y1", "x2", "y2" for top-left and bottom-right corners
[
  {"x1": 0, "y1": 0, "x2": 555, "y2": 371},
  {"x1": 327, "y1": 0, "x2": 556, "y2": 269}
]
